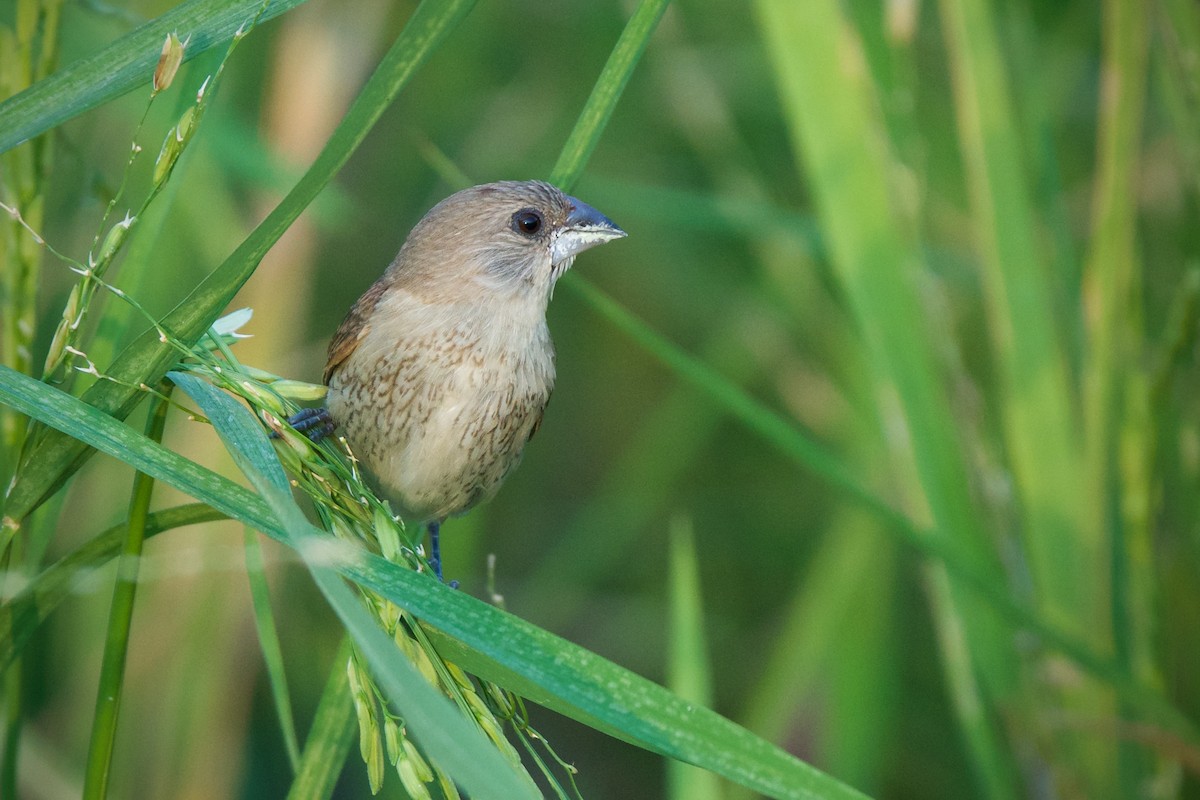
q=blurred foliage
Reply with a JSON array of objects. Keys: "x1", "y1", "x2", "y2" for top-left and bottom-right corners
[{"x1": 3, "y1": 0, "x2": 1200, "y2": 798}]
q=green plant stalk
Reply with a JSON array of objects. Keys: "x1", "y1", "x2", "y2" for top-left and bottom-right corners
[
  {"x1": 81, "y1": 386, "x2": 172, "y2": 800},
  {"x1": 0, "y1": 9, "x2": 63, "y2": 790},
  {"x1": 1, "y1": 0, "x2": 478, "y2": 535},
  {"x1": 817, "y1": 528, "x2": 896, "y2": 789},
  {"x1": 0, "y1": 651, "x2": 17, "y2": 800},
  {"x1": 549, "y1": 0, "x2": 670, "y2": 190},
  {"x1": 287, "y1": 637, "x2": 357, "y2": 800},
  {"x1": 245, "y1": 528, "x2": 302, "y2": 772},
  {"x1": 1089, "y1": 0, "x2": 1153, "y2": 793},
  {"x1": 925, "y1": 565, "x2": 1012, "y2": 800},
  {"x1": 0, "y1": 0, "x2": 62, "y2": 534},
  {"x1": 938, "y1": 0, "x2": 1090, "y2": 637}
]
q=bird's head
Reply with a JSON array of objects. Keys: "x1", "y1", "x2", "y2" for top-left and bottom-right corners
[{"x1": 391, "y1": 180, "x2": 626, "y2": 304}]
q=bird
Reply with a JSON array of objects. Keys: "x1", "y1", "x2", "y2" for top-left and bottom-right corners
[{"x1": 288, "y1": 180, "x2": 626, "y2": 580}]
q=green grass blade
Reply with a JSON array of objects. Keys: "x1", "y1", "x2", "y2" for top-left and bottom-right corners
[
  {"x1": 245, "y1": 528, "x2": 302, "y2": 772},
  {"x1": 0, "y1": 365, "x2": 871, "y2": 800},
  {"x1": 82, "y1": 387, "x2": 171, "y2": 800},
  {"x1": 666, "y1": 518, "x2": 722, "y2": 800},
  {"x1": 752, "y1": 0, "x2": 986, "y2": 586},
  {"x1": 1084, "y1": 3, "x2": 1152, "y2": 793},
  {"x1": 0, "y1": 0, "x2": 312, "y2": 155},
  {"x1": 549, "y1": 0, "x2": 670, "y2": 190},
  {"x1": 0, "y1": 504, "x2": 227, "y2": 675},
  {"x1": 288, "y1": 637, "x2": 357, "y2": 800},
  {"x1": 938, "y1": 0, "x2": 1090, "y2": 638},
  {"x1": 1, "y1": 0, "x2": 478, "y2": 528},
  {"x1": 751, "y1": 0, "x2": 1015, "y2": 793}
]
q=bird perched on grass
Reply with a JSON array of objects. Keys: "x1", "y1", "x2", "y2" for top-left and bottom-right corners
[{"x1": 290, "y1": 180, "x2": 626, "y2": 580}]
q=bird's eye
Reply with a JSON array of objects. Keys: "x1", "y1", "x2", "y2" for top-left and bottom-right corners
[{"x1": 512, "y1": 209, "x2": 543, "y2": 236}]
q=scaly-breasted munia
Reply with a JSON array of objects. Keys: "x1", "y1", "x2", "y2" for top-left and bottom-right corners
[{"x1": 292, "y1": 181, "x2": 625, "y2": 578}]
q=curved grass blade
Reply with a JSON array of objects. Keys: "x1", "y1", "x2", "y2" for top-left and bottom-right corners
[
  {"x1": 0, "y1": 0, "x2": 311, "y2": 154},
  {"x1": 2, "y1": 0, "x2": 478, "y2": 528},
  {"x1": 0, "y1": 365, "x2": 874, "y2": 800}
]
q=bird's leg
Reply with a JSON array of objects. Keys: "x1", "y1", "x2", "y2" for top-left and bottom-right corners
[
  {"x1": 427, "y1": 520, "x2": 457, "y2": 587},
  {"x1": 286, "y1": 407, "x2": 335, "y2": 441},
  {"x1": 428, "y1": 520, "x2": 443, "y2": 580}
]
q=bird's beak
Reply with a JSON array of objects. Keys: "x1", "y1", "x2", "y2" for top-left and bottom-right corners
[{"x1": 551, "y1": 197, "x2": 627, "y2": 266}]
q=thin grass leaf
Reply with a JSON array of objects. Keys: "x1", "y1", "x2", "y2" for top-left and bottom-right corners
[
  {"x1": 0, "y1": 0, "x2": 313, "y2": 154},
  {"x1": 1084, "y1": 2, "x2": 1152, "y2": 793},
  {"x1": 549, "y1": 0, "x2": 670, "y2": 190},
  {"x1": 938, "y1": 0, "x2": 1091, "y2": 638},
  {"x1": 245, "y1": 528, "x2": 302, "y2": 772},
  {"x1": 666, "y1": 518, "x2": 722, "y2": 800},
  {"x1": 82, "y1": 387, "x2": 171, "y2": 800},
  {"x1": 288, "y1": 637, "x2": 357, "y2": 800},
  {"x1": 2, "y1": 0, "x2": 478, "y2": 529}
]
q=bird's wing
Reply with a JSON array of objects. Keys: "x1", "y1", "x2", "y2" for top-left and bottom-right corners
[{"x1": 324, "y1": 279, "x2": 389, "y2": 384}]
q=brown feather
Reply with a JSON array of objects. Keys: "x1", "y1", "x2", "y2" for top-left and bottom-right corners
[
  {"x1": 526, "y1": 394, "x2": 550, "y2": 443},
  {"x1": 323, "y1": 278, "x2": 389, "y2": 384}
]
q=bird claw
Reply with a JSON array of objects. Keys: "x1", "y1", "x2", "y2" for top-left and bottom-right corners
[{"x1": 286, "y1": 407, "x2": 335, "y2": 442}]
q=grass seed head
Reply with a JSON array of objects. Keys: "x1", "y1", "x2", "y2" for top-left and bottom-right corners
[{"x1": 153, "y1": 32, "x2": 187, "y2": 93}]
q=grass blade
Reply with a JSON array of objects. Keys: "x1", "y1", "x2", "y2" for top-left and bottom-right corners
[
  {"x1": 751, "y1": 0, "x2": 1015, "y2": 793},
  {"x1": 82, "y1": 387, "x2": 171, "y2": 800},
  {"x1": 0, "y1": 0, "x2": 312, "y2": 154},
  {"x1": 245, "y1": 528, "x2": 302, "y2": 772},
  {"x1": 938, "y1": 0, "x2": 1090, "y2": 639},
  {"x1": 1084, "y1": 2, "x2": 1152, "y2": 793},
  {"x1": 666, "y1": 518, "x2": 722, "y2": 800},
  {"x1": 549, "y1": 0, "x2": 670, "y2": 190},
  {"x1": 0, "y1": 364, "x2": 871, "y2": 800}
]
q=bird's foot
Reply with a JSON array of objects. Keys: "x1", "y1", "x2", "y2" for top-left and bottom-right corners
[{"x1": 285, "y1": 407, "x2": 335, "y2": 442}]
